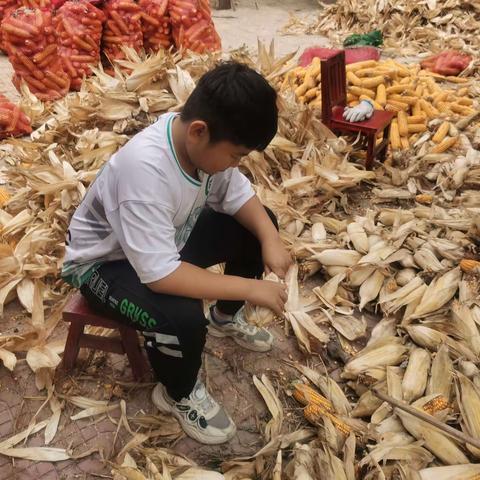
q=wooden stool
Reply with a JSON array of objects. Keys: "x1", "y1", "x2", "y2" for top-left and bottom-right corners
[{"x1": 62, "y1": 293, "x2": 149, "y2": 380}]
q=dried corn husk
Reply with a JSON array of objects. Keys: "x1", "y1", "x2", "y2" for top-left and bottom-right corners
[{"x1": 402, "y1": 348, "x2": 431, "y2": 403}]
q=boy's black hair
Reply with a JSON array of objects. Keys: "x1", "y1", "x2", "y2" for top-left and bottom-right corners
[{"x1": 180, "y1": 61, "x2": 278, "y2": 151}]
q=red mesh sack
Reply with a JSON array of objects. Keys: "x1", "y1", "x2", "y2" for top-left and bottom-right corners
[
  {"x1": 169, "y1": 0, "x2": 221, "y2": 54},
  {"x1": 139, "y1": 0, "x2": 172, "y2": 53},
  {"x1": 2, "y1": 7, "x2": 70, "y2": 101},
  {"x1": 53, "y1": 0, "x2": 105, "y2": 90},
  {"x1": 299, "y1": 46, "x2": 380, "y2": 67},
  {"x1": 420, "y1": 50, "x2": 471, "y2": 76},
  {"x1": 0, "y1": 94, "x2": 32, "y2": 138},
  {"x1": 102, "y1": 0, "x2": 143, "y2": 62},
  {"x1": 0, "y1": 0, "x2": 19, "y2": 52}
]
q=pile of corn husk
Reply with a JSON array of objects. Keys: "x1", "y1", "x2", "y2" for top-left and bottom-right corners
[
  {"x1": 283, "y1": 0, "x2": 480, "y2": 58},
  {"x1": 1, "y1": 42, "x2": 480, "y2": 478}
]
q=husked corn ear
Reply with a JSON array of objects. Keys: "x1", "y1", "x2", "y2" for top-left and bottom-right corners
[
  {"x1": 430, "y1": 136, "x2": 458, "y2": 153},
  {"x1": 360, "y1": 75, "x2": 384, "y2": 88},
  {"x1": 432, "y1": 121, "x2": 451, "y2": 143},
  {"x1": 460, "y1": 259, "x2": 480, "y2": 273},
  {"x1": 400, "y1": 136, "x2": 410, "y2": 149},
  {"x1": 397, "y1": 110, "x2": 408, "y2": 137},
  {"x1": 347, "y1": 71, "x2": 363, "y2": 87},
  {"x1": 422, "y1": 395, "x2": 450, "y2": 415},
  {"x1": 402, "y1": 348, "x2": 431, "y2": 402},
  {"x1": 349, "y1": 86, "x2": 376, "y2": 97},
  {"x1": 303, "y1": 403, "x2": 351, "y2": 435},
  {"x1": 408, "y1": 124, "x2": 427, "y2": 133},
  {"x1": 346, "y1": 60, "x2": 377, "y2": 72},
  {"x1": 390, "y1": 119, "x2": 401, "y2": 150},
  {"x1": 0, "y1": 187, "x2": 10, "y2": 207},
  {"x1": 376, "y1": 84, "x2": 387, "y2": 106},
  {"x1": 407, "y1": 114, "x2": 427, "y2": 124},
  {"x1": 292, "y1": 383, "x2": 333, "y2": 411},
  {"x1": 386, "y1": 84, "x2": 414, "y2": 94}
]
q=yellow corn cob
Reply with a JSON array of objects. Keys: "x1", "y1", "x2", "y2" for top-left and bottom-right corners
[
  {"x1": 0, "y1": 187, "x2": 10, "y2": 207},
  {"x1": 408, "y1": 124, "x2": 427, "y2": 133},
  {"x1": 419, "y1": 99, "x2": 438, "y2": 118},
  {"x1": 433, "y1": 91, "x2": 449, "y2": 106},
  {"x1": 354, "y1": 67, "x2": 378, "y2": 77},
  {"x1": 309, "y1": 98, "x2": 322, "y2": 109},
  {"x1": 347, "y1": 93, "x2": 357, "y2": 102},
  {"x1": 412, "y1": 101, "x2": 423, "y2": 116},
  {"x1": 397, "y1": 111, "x2": 408, "y2": 137},
  {"x1": 446, "y1": 76, "x2": 470, "y2": 83},
  {"x1": 457, "y1": 87, "x2": 469, "y2": 97},
  {"x1": 360, "y1": 95, "x2": 383, "y2": 110},
  {"x1": 432, "y1": 121, "x2": 451, "y2": 143},
  {"x1": 430, "y1": 136, "x2": 458, "y2": 153},
  {"x1": 349, "y1": 101, "x2": 360, "y2": 107},
  {"x1": 436, "y1": 102, "x2": 451, "y2": 114},
  {"x1": 460, "y1": 259, "x2": 480, "y2": 273},
  {"x1": 422, "y1": 395, "x2": 450, "y2": 415},
  {"x1": 304, "y1": 87, "x2": 319, "y2": 101},
  {"x1": 400, "y1": 136, "x2": 410, "y2": 150},
  {"x1": 414, "y1": 84, "x2": 424, "y2": 97},
  {"x1": 388, "y1": 99, "x2": 410, "y2": 110},
  {"x1": 349, "y1": 86, "x2": 376, "y2": 98},
  {"x1": 425, "y1": 77, "x2": 441, "y2": 93},
  {"x1": 415, "y1": 194, "x2": 433, "y2": 204},
  {"x1": 303, "y1": 403, "x2": 351, "y2": 435},
  {"x1": 347, "y1": 71, "x2": 363, "y2": 87},
  {"x1": 390, "y1": 119, "x2": 401, "y2": 150},
  {"x1": 376, "y1": 84, "x2": 387, "y2": 106},
  {"x1": 292, "y1": 383, "x2": 334, "y2": 411},
  {"x1": 389, "y1": 94, "x2": 417, "y2": 106},
  {"x1": 456, "y1": 97, "x2": 473, "y2": 106},
  {"x1": 450, "y1": 103, "x2": 476, "y2": 115},
  {"x1": 407, "y1": 114, "x2": 427, "y2": 124},
  {"x1": 385, "y1": 103, "x2": 404, "y2": 113},
  {"x1": 360, "y1": 75, "x2": 385, "y2": 88},
  {"x1": 346, "y1": 60, "x2": 378, "y2": 72},
  {"x1": 386, "y1": 84, "x2": 414, "y2": 94}
]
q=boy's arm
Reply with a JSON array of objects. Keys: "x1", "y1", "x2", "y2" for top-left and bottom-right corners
[
  {"x1": 233, "y1": 196, "x2": 292, "y2": 278},
  {"x1": 147, "y1": 263, "x2": 287, "y2": 315}
]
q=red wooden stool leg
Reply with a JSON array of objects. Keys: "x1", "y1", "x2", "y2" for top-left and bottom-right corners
[
  {"x1": 119, "y1": 326, "x2": 149, "y2": 381},
  {"x1": 365, "y1": 133, "x2": 376, "y2": 170},
  {"x1": 62, "y1": 321, "x2": 85, "y2": 371}
]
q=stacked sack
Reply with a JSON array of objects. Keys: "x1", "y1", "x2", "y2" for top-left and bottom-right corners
[
  {"x1": 0, "y1": 93, "x2": 32, "y2": 138},
  {"x1": 102, "y1": 0, "x2": 143, "y2": 61},
  {"x1": 20, "y1": 0, "x2": 50, "y2": 7},
  {"x1": 169, "y1": 0, "x2": 220, "y2": 54},
  {"x1": 1, "y1": 7, "x2": 70, "y2": 101},
  {"x1": 53, "y1": 0, "x2": 105, "y2": 90},
  {"x1": 139, "y1": 0, "x2": 172, "y2": 53}
]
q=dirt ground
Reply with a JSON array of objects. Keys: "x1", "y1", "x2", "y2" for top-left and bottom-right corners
[{"x1": 0, "y1": 1, "x2": 341, "y2": 478}]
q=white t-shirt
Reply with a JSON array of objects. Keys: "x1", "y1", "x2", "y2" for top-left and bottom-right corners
[{"x1": 62, "y1": 112, "x2": 254, "y2": 287}]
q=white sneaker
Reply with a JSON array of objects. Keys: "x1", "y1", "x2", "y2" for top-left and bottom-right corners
[
  {"x1": 207, "y1": 306, "x2": 274, "y2": 352},
  {"x1": 151, "y1": 380, "x2": 236, "y2": 445}
]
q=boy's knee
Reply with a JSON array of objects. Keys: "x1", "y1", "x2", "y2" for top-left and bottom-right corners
[{"x1": 264, "y1": 206, "x2": 278, "y2": 230}]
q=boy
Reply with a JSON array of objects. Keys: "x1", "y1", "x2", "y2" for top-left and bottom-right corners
[{"x1": 62, "y1": 62, "x2": 292, "y2": 445}]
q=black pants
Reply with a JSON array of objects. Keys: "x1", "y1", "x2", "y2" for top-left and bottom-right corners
[{"x1": 80, "y1": 207, "x2": 276, "y2": 400}]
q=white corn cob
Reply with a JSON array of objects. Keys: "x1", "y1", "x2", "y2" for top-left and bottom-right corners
[
  {"x1": 402, "y1": 348, "x2": 431, "y2": 402},
  {"x1": 451, "y1": 301, "x2": 480, "y2": 356},
  {"x1": 314, "y1": 249, "x2": 361, "y2": 267},
  {"x1": 325, "y1": 266, "x2": 349, "y2": 277},
  {"x1": 358, "y1": 270, "x2": 384, "y2": 310},
  {"x1": 347, "y1": 222, "x2": 369, "y2": 253}
]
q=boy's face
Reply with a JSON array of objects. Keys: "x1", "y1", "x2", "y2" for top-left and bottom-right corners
[{"x1": 186, "y1": 121, "x2": 251, "y2": 174}]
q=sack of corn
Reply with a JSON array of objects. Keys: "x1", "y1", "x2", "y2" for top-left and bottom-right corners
[
  {"x1": 102, "y1": 0, "x2": 143, "y2": 62},
  {"x1": 19, "y1": 0, "x2": 50, "y2": 8},
  {"x1": 0, "y1": 93, "x2": 32, "y2": 138},
  {"x1": 169, "y1": 0, "x2": 221, "y2": 54},
  {"x1": 0, "y1": 0, "x2": 18, "y2": 52},
  {"x1": 53, "y1": 0, "x2": 105, "y2": 91},
  {"x1": 2, "y1": 7, "x2": 71, "y2": 101},
  {"x1": 139, "y1": 0, "x2": 172, "y2": 53},
  {"x1": 420, "y1": 51, "x2": 472, "y2": 77}
]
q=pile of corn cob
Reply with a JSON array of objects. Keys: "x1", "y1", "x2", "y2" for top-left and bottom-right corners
[{"x1": 281, "y1": 58, "x2": 477, "y2": 153}]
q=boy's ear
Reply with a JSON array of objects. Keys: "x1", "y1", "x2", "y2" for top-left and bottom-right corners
[{"x1": 187, "y1": 120, "x2": 209, "y2": 142}]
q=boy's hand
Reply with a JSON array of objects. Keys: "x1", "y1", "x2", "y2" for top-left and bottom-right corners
[
  {"x1": 247, "y1": 279, "x2": 288, "y2": 315},
  {"x1": 261, "y1": 237, "x2": 293, "y2": 279}
]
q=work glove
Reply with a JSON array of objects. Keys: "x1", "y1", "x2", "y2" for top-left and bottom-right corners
[{"x1": 343, "y1": 100, "x2": 374, "y2": 122}]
